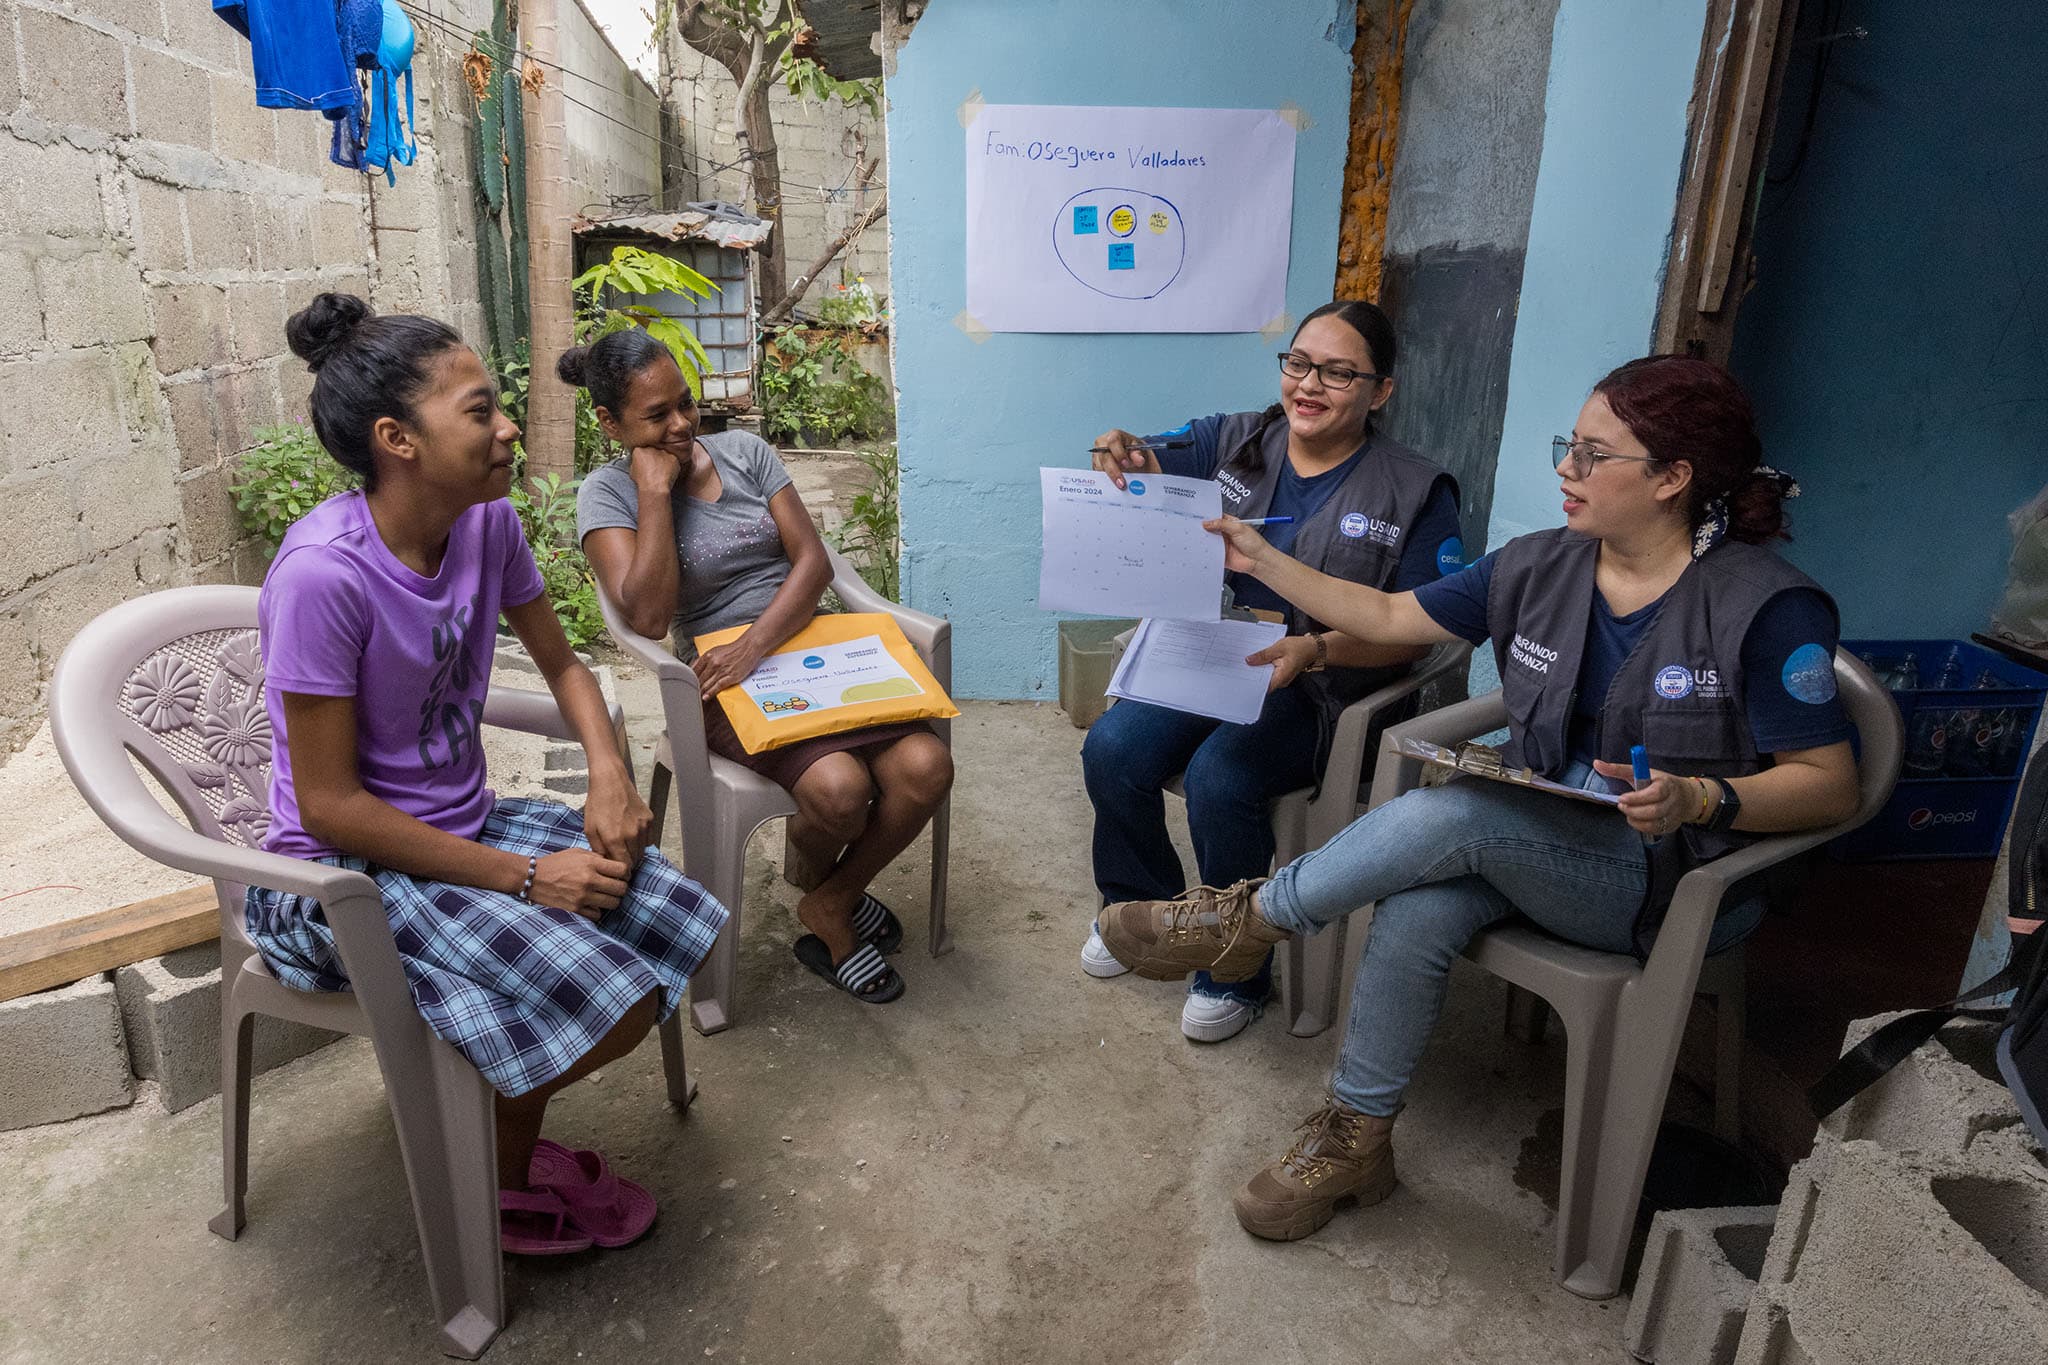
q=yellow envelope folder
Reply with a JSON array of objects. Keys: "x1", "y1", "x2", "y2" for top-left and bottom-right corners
[{"x1": 694, "y1": 612, "x2": 960, "y2": 754}]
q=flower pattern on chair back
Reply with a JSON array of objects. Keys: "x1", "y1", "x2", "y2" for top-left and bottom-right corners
[{"x1": 118, "y1": 628, "x2": 273, "y2": 847}]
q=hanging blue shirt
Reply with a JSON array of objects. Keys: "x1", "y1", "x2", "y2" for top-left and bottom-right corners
[{"x1": 214, "y1": 0, "x2": 360, "y2": 113}]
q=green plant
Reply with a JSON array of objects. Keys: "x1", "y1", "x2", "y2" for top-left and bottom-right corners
[
  {"x1": 828, "y1": 443, "x2": 899, "y2": 599},
  {"x1": 487, "y1": 340, "x2": 531, "y2": 429},
  {"x1": 230, "y1": 423, "x2": 361, "y2": 551},
  {"x1": 770, "y1": 19, "x2": 882, "y2": 113},
  {"x1": 572, "y1": 245, "x2": 717, "y2": 398},
  {"x1": 508, "y1": 468, "x2": 606, "y2": 650},
  {"x1": 760, "y1": 327, "x2": 890, "y2": 446},
  {"x1": 813, "y1": 275, "x2": 886, "y2": 330}
]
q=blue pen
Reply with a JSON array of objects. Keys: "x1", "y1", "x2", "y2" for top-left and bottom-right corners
[
  {"x1": 1630, "y1": 743, "x2": 1656, "y2": 845},
  {"x1": 1238, "y1": 516, "x2": 1295, "y2": 527}
]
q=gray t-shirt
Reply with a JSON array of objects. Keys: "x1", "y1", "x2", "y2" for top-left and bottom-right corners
[{"x1": 576, "y1": 429, "x2": 796, "y2": 654}]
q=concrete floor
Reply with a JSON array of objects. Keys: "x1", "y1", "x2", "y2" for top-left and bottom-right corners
[{"x1": 0, "y1": 694, "x2": 1638, "y2": 1363}]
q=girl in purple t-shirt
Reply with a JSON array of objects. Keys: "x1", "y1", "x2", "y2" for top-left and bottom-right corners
[{"x1": 246, "y1": 293, "x2": 728, "y2": 1257}]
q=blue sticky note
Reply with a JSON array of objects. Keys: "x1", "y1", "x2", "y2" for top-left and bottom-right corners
[
  {"x1": 1073, "y1": 205, "x2": 1099, "y2": 234},
  {"x1": 1107, "y1": 242, "x2": 1135, "y2": 270}
]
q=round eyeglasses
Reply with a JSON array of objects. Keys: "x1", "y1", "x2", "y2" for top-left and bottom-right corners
[{"x1": 1551, "y1": 435, "x2": 1660, "y2": 479}]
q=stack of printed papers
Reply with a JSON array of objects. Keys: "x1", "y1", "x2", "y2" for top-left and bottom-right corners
[{"x1": 1106, "y1": 616, "x2": 1287, "y2": 725}]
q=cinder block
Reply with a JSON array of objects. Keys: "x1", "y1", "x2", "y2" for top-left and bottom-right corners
[
  {"x1": 313, "y1": 196, "x2": 370, "y2": 264},
  {"x1": 36, "y1": 250, "x2": 151, "y2": 348},
  {"x1": 1, "y1": 474, "x2": 84, "y2": 595},
  {"x1": 1825, "y1": 1013, "x2": 2018, "y2": 1161},
  {"x1": 19, "y1": 9, "x2": 128, "y2": 131},
  {"x1": 24, "y1": 548, "x2": 145, "y2": 661},
  {"x1": 0, "y1": 137, "x2": 106, "y2": 240},
  {"x1": 128, "y1": 176, "x2": 191, "y2": 270},
  {"x1": 255, "y1": 199, "x2": 317, "y2": 273},
  {"x1": 128, "y1": 46, "x2": 213, "y2": 148},
  {"x1": 162, "y1": 0, "x2": 241, "y2": 68},
  {"x1": 0, "y1": 352, "x2": 127, "y2": 471},
  {"x1": 0, "y1": 247, "x2": 45, "y2": 357},
  {"x1": 0, "y1": 610, "x2": 42, "y2": 727},
  {"x1": 1729, "y1": 1290, "x2": 1815, "y2": 1365},
  {"x1": 184, "y1": 190, "x2": 260, "y2": 271},
  {"x1": 0, "y1": 975, "x2": 135, "y2": 1131},
  {"x1": 165, "y1": 377, "x2": 219, "y2": 470},
  {"x1": 226, "y1": 279, "x2": 287, "y2": 362},
  {"x1": 76, "y1": 446, "x2": 181, "y2": 551},
  {"x1": 208, "y1": 364, "x2": 281, "y2": 457},
  {"x1": 71, "y1": 0, "x2": 166, "y2": 42},
  {"x1": 1627, "y1": 1205, "x2": 1778, "y2": 1365},
  {"x1": 1767, "y1": 1139, "x2": 2048, "y2": 1365},
  {"x1": 116, "y1": 942, "x2": 343, "y2": 1113},
  {"x1": 148, "y1": 281, "x2": 231, "y2": 376},
  {"x1": 208, "y1": 74, "x2": 276, "y2": 164},
  {"x1": 178, "y1": 464, "x2": 244, "y2": 563}
]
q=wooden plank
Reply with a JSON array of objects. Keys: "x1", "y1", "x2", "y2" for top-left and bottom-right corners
[
  {"x1": 0, "y1": 884, "x2": 220, "y2": 1004},
  {"x1": 1697, "y1": 0, "x2": 1786, "y2": 314}
]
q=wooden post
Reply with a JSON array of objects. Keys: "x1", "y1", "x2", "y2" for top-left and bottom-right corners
[{"x1": 522, "y1": 0, "x2": 577, "y2": 481}]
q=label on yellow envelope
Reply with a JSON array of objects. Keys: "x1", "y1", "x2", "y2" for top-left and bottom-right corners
[{"x1": 695, "y1": 613, "x2": 959, "y2": 753}]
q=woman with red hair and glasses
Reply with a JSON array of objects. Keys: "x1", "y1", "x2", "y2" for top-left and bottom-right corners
[{"x1": 1092, "y1": 356, "x2": 1861, "y2": 1244}]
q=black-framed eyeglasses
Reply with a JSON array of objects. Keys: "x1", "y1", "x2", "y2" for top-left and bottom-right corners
[
  {"x1": 1278, "y1": 353, "x2": 1383, "y2": 390},
  {"x1": 1551, "y1": 435, "x2": 1660, "y2": 479}
]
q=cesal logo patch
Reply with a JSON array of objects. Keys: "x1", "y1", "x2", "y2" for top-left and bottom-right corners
[
  {"x1": 1654, "y1": 665, "x2": 1695, "y2": 700},
  {"x1": 1782, "y1": 643, "x2": 1837, "y2": 704},
  {"x1": 1436, "y1": 536, "x2": 1464, "y2": 575},
  {"x1": 1341, "y1": 512, "x2": 1368, "y2": 539},
  {"x1": 1126, "y1": 479, "x2": 1146, "y2": 496},
  {"x1": 802, "y1": 655, "x2": 825, "y2": 669}
]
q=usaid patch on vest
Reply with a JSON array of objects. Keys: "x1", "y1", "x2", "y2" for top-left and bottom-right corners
[
  {"x1": 1654, "y1": 662, "x2": 1730, "y2": 701},
  {"x1": 1339, "y1": 512, "x2": 1403, "y2": 547}
]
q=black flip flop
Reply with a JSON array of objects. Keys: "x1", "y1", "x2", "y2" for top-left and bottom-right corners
[
  {"x1": 851, "y1": 893, "x2": 905, "y2": 955},
  {"x1": 792, "y1": 934, "x2": 905, "y2": 1004}
]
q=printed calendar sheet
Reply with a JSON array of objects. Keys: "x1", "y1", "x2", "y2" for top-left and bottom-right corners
[{"x1": 1037, "y1": 468, "x2": 1223, "y2": 620}]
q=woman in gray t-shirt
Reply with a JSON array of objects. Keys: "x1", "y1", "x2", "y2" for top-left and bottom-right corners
[{"x1": 568, "y1": 330, "x2": 951, "y2": 1005}]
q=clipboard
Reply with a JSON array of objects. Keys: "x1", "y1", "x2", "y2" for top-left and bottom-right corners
[{"x1": 1397, "y1": 738, "x2": 1622, "y2": 808}]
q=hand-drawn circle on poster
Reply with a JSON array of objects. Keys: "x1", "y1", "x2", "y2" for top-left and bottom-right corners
[{"x1": 1053, "y1": 188, "x2": 1187, "y2": 301}]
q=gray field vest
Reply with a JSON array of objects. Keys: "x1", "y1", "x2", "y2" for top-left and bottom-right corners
[
  {"x1": 1206, "y1": 408, "x2": 1457, "y2": 729},
  {"x1": 1484, "y1": 527, "x2": 1839, "y2": 943}
]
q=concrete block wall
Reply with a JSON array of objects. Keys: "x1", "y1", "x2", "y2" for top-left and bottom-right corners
[
  {"x1": 661, "y1": 38, "x2": 889, "y2": 313},
  {"x1": 1722, "y1": 1016, "x2": 2048, "y2": 1365},
  {"x1": 0, "y1": 0, "x2": 663, "y2": 753}
]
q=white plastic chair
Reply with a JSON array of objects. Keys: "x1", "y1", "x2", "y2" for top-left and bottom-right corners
[
  {"x1": 1163, "y1": 640, "x2": 1473, "y2": 1036},
  {"x1": 1359, "y1": 650, "x2": 1901, "y2": 1299},
  {"x1": 596, "y1": 547, "x2": 953, "y2": 1034},
  {"x1": 49, "y1": 585, "x2": 692, "y2": 1359}
]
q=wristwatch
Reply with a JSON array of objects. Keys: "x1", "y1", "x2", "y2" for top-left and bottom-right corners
[
  {"x1": 1305, "y1": 631, "x2": 1329, "y2": 673},
  {"x1": 1705, "y1": 776, "x2": 1742, "y2": 833}
]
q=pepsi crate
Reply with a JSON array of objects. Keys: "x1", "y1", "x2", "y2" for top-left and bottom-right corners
[{"x1": 1832, "y1": 638, "x2": 2047, "y2": 861}]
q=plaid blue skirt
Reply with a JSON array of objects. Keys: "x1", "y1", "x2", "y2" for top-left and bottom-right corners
[{"x1": 244, "y1": 797, "x2": 727, "y2": 1097}]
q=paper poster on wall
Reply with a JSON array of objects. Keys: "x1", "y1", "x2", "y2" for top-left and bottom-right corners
[{"x1": 964, "y1": 104, "x2": 1297, "y2": 333}]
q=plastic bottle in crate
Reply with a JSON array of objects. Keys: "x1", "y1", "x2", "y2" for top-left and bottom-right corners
[
  {"x1": 1934, "y1": 646, "x2": 1965, "y2": 689},
  {"x1": 1894, "y1": 652, "x2": 1921, "y2": 690},
  {"x1": 1946, "y1": 707, "x2": 1996, "y2": 777}
]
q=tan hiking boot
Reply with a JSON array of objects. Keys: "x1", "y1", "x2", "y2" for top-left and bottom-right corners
[
  {"x1": 1094, "y1": 879, "x2": 1290, "y2": 982},
  {"x1": 1232, "y1": 1100, "x2": 1397, "y2": 1241}
]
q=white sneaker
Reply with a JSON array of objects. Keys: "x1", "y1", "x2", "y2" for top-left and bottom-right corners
[
  {"x1": 1081, "y1": 925, "x2": 1131, "y2": 979},
  {"x1": 1181, "y1": 988, "x2": 1263, "y2": 1043}
]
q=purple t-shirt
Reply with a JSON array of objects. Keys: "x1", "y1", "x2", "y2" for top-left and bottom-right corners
[{"x1": 257, "y1": 491, "x2": 547, "y2": 858}]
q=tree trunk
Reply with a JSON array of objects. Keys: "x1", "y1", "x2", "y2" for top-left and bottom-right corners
[
  {"x1": 761, "y1": 188, "x2": 886, "y2": 326},
  {"x1": 676, "y1": 2, "x2": 790, "y2": 320},
  {"x1": 522, "y1": 0, "x2": 576, "y2": 481}
]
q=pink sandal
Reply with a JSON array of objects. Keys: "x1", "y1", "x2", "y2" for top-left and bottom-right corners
[
  {"x1": 529, "y1": 1139, "x2": 658, "y2": 1248},
  {"x1": 498, "y1": 1188, "x2": 595, "y2": 1256}
]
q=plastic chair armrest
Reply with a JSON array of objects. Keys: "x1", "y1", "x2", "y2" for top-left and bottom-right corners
[
  {"x1": 479, "y1": 685, "x2": 624, "y2": 745},
  {"x1": 1309, "y1": 642, "x2": 1474, "y2": 845}
]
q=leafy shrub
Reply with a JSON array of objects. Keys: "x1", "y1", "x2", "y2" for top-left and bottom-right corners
[
  {"x1": 761, "y1": 327, "x2": 890, "y2": 447},
  {"x1": 828, "y1": 444, "x2": 900, "y2": 600},
  {"x1": 508, "y1": 468, "x2": 605, "y2": 651}
]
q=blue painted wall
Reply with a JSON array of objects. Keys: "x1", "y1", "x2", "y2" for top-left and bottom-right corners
[
  {"x1": 886, "y1": 0, "x2": 1356, "y2": 698},
  {"x1": 1728, "y1": 2, "x2": 2048, "y2": 641},
  {"x1": 1485, "y1": 0, "x2": 1710, "y2": 550}
]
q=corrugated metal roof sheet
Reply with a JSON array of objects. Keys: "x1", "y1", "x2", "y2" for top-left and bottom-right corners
[{"x1": 571, "y1": 202, "x2": 774, "y2": 251}]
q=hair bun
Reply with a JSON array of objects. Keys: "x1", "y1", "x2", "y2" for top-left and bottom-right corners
[
  {"x1": 555, "y1": 346, "x2": 592, "y2": 387},
  {"x1": 286, "y1": 293, "x2": 372, "y2": 371}
]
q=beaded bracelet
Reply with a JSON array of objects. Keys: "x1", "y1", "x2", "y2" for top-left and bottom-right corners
[{"x1": 517, "y1": 855, "x2": 538, "y2": 902}]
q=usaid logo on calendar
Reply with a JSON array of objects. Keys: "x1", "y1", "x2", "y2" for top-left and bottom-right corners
[{"x1": 1654, "y1": 665, "x2": 1695, "y2": 700}]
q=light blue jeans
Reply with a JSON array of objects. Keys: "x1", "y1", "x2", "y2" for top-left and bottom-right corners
[{"x1": 1257, "y1": 770, "x2": 1761, "y2": 1117}]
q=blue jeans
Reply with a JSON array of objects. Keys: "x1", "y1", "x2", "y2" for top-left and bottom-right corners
[
  {"x1": 1082, "y1": 689, "x2": 1322, "y2": 1000},
  {"x1": 1257, "y1": 775, "x2": 1762, "y2": 1117}
]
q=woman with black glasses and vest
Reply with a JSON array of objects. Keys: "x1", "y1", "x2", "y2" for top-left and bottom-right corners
[
  {"x1": 1079, "y1": 300, "x2": 1463, "y2": 1044},
  {"x1": 1092, "y1": 355, "x2": 1860, "y2": 1243}
]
